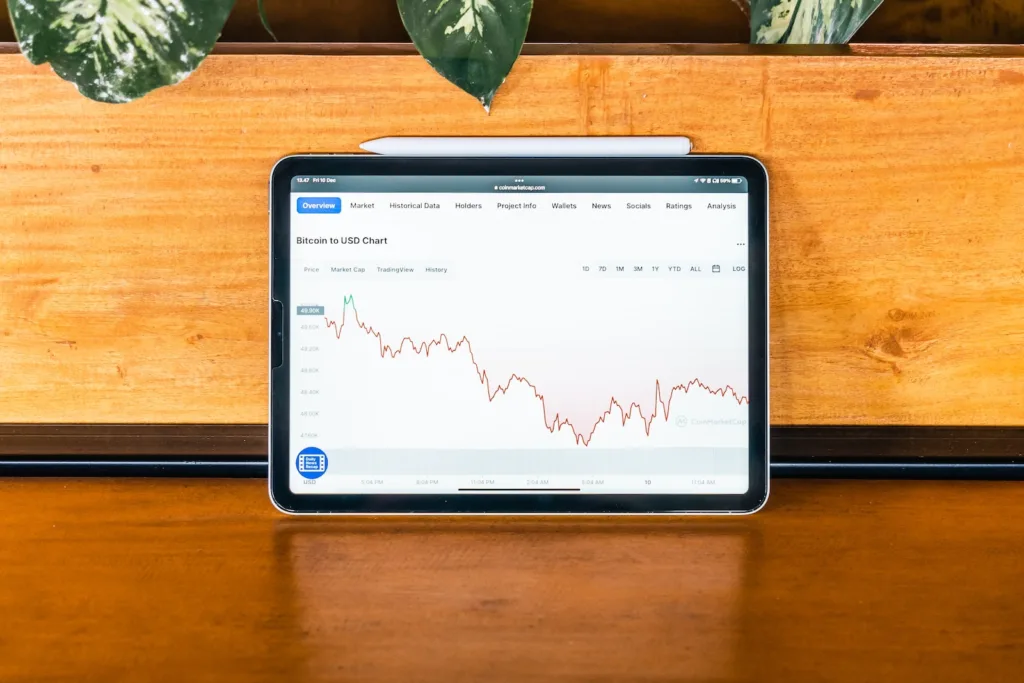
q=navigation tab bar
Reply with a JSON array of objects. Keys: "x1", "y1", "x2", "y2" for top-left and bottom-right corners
[{"x1": 291, "y1": 195, "x2": 746, "y2": 216}]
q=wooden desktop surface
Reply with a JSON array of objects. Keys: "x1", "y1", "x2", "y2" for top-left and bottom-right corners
[
  {"x1": 0, "y1": 478, "x2": 1021, "y2": 682},
  {"x1": 3, "y1": 47, "x2": 1024, "y2": 429}
]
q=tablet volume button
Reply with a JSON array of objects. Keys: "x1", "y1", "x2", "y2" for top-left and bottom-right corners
[{"x1": 271, "y1": 299, "x2": 284, "y2": 369}]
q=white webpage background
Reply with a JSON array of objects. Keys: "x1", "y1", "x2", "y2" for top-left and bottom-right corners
[{"x1": 289, "y1": 191, "x2": 749, "y2": 494}]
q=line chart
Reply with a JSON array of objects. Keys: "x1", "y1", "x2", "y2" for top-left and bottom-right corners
[{"x1": 323, "y1": 295, "x2": 748, "y2": 447}]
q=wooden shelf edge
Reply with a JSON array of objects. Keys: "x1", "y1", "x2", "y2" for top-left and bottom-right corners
[
  {"x1": 3, "y1": 42, "x2": 1024, "y2": 58},
  {"x1": 2, "y1": 424, "x2": 1023, "y2": 460}
]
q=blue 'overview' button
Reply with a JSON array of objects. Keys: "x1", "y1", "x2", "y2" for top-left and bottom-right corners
[{"x1": 296, "y1": 197, "x2": 341, "y2": 214}]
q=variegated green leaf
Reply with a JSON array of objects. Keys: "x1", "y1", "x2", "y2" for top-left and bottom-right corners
[
  {"x1": 398, "y1": 0, "x2": 533, "y2": 111},
  {"x1": 258, "y1": 0, "x2": 276, "y2": 40},
  {"x1": 8, "y1": 0, "x2": 236, "y2": 103},
  {"x1": 750, "y1": 0, "x2": 885, "y2": 44}
]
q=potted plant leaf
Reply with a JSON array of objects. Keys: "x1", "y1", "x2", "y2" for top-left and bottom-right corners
[{"x1": 7, "y1": 0, "x2": 883, "y2": 109}]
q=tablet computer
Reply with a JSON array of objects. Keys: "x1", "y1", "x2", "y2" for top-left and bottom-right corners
[{"x1": 269, "y1": 155, "x2": 768, "y2": 514}]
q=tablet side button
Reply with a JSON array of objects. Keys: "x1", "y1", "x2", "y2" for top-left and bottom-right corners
[{"x1": 271, "y1": 299, "x2": 284, "y2": 369}]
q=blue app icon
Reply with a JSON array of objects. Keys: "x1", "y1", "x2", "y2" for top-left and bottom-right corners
[{"x1": 296, "y1": 446, "x2": 328, "y2": 479}]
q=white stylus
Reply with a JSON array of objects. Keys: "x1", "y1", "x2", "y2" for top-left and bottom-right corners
[{"x1": 359, "y1": 136, "x2": 692, "y2": 157}]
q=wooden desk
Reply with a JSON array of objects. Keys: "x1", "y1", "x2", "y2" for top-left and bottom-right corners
[{"x1": 0, "y1": 478, "x2": 1021, "y2": 681}]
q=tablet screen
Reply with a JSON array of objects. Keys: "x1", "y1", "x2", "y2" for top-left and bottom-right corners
[{"x1": 287, "y1": 174, "x2": 750, "y2": 496}]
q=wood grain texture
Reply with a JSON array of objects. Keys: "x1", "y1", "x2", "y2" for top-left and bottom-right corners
[
  {"x1": 3, "y1": 48, "x2": 1024, "y2": 426},
  {"x1": 7, "y1": 424, "x2": 1024, "y2": 461},
  {"x1": 1, "y1": 0, "x2": 1023, "y2": 44},
  {"x1": 0, "y1": 424, "x2": 268, "y2": 456},
  {"x1": 0, "y1": 478, "x2": 1022, "y2": 682}
]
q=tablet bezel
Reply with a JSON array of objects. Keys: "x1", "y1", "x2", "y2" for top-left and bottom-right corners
[{"x1": 270, "y1": 155, "x2": 769, "y2": 514}]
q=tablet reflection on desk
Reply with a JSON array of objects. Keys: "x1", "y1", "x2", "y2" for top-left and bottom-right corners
[{"x1": 277, "y1": 521, "x2": 753, "y2": 682}]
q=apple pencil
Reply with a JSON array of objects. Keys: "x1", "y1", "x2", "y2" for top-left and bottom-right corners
[{"x1": 359, "y1": 136, "x2": 691, "y2": 157}]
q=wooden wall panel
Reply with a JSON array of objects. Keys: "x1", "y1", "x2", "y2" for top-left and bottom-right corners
[
  {"x1": 0, "y1": 0, "x2": 1022, "y2": 45},
  {"x1": 2, "y1": 48, "x2": 1024, "y2": 425}
]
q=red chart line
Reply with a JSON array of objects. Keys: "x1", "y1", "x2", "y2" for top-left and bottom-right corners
[{"x1": 323, "y1": 298, "x2": 748, "y2": 447}]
